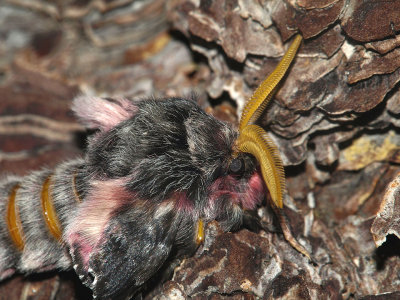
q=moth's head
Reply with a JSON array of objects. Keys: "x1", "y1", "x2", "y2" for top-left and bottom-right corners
[
  {"x1": 229, "y1": 34, "x2": 303, "y2": 210},
  {"x1": 206, "y1": 34, "x2": 302, "y2": 231}
]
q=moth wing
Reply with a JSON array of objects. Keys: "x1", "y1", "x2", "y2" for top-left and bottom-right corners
[{"x1": 69, "y1": 202, "x2": 180, "y2": 299}]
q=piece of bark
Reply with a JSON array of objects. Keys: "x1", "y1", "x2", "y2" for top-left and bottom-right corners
[
  {"x1": 341, "y1": 0, "x2": 400, "y2": 43},
  {"x1": 371, "y1": 172, "x2": 400, "y2": 247}
]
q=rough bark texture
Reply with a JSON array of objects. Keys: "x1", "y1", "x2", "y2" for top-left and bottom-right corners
[{"x1": 1, "y1": 0, "x2": 400, "y2": 299}]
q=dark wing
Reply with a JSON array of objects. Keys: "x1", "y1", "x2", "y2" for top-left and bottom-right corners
[{"x1": 69, "y1": 202, "x2": 181, "y2": 299}]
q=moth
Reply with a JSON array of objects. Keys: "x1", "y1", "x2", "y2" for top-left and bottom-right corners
[{"x1": 0, "y1": 35, "x2": 308, "y2": 299}]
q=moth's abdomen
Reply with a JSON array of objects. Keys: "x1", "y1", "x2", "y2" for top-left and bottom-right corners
[{"x1": 0, "y1": 159, "x2": 85, "y2": 279}]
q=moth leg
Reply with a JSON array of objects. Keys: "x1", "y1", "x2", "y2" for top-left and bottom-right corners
[
  {"x1": 196, "y1": 219, "x2": 205, "y2": 245},
  {"x1": 272, "y1": 205, "x2": 314, "y2": 262}
]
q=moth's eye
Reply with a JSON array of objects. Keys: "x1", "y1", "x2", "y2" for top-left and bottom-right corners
[{"x1": 228, "y1": 158, "x2": 245, "y2": 176}]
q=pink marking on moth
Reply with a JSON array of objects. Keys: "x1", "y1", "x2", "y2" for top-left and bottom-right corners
[
  {"x1": 0, "y1": 269, "x2": 16, "y2": 281},
  {"x1": 65, "y1": 177, "x2": 133, "y2": 267},
  {"x1": 68, "y1": 233, "x2": 94, "y2": 267},
  {"x1": 242, "y1": 171, "x2": 265, "y2": 209},
  {"x1": 172, "y1": 192, "x2": 193, "y2": 214},
  {"x1": 72, "y1": 96, "x2": 138, "y2": 131},
  {"x1": 208, "y1": 171, "x2": 265, "y2": 210}
]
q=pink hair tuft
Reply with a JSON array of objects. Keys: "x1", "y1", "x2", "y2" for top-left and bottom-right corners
[
  {"x1": 72, "y1": 96, "x2": 138, "y2": 131},
  {"x1": 65, "y1": 177, "x2": 134, "y2": 268}
]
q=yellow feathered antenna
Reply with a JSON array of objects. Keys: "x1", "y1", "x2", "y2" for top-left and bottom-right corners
[
  {"x1": 235, "y1": 34, "x2": 311, "y2": 260},
  {"x1": 239, "y1": 34, "x2": 303, "y2": 132},
  {"x1": 237, "y1": 34, "x2": 302, "y2": 209}
]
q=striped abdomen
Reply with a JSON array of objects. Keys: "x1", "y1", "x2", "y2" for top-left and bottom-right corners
[{"x1": 0, "y1": 159, "x2": 85, "y2": 280}]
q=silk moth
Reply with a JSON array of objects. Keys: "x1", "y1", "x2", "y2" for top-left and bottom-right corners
[{"x1": 0, "y1": 35, "x2": 308, "y2": 299}]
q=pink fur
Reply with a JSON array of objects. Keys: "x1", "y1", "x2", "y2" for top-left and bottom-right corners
[
  {"x1": 208, "y1": 171, "x2": 265, "y2": 210},
  {"x1": 68, "y1": 233, "x2": 93, "y2": 266},
  {"x1": 0, "y1": 269, "x2": 15, "y2": 281},
  {"x1": 72, "y1": 96, "x2": 138, "y2": 131},
  {"x1": 65, "y1": 178, "x2": 133, "y2": 268},
  {"x1": 173, "y1": 192, "x2": 193, "y2": 213},
  {"x1": 243, "y1": 172, "x2": 265, "y2": 209}
]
